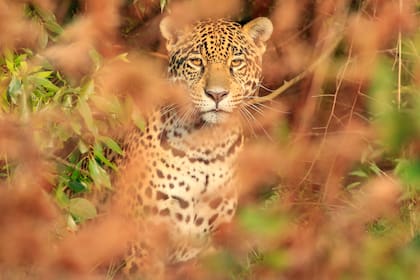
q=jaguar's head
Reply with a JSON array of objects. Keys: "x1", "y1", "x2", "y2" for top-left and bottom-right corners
[{"x1": 160, "y1": 17, "x2": 273, "y2": 124}]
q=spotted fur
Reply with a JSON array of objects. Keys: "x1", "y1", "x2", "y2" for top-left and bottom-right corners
[{"x1": 115, "y1": 17, "x2": 273, "y2": 276}]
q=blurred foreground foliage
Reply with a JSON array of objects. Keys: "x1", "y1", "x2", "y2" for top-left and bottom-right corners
[
  {"x1": 0, "y1": 44, "x2": 128, "y2": 224},
  {"x1": 0, "y1": 0, "x2": 420, "y2": 279}
]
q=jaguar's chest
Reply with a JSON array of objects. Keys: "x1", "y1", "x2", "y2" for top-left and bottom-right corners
[
  {"x1": 150, "y1": 121, "x2": 242, "y2": 196},
  {"x1": 123, "y1": 111, "x2": 242, "y2": 225},
  {"x1": 115, "y1": 110, "x2": 243, "y2": 262}
]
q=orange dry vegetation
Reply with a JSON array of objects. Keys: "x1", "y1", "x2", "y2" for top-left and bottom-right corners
[{"x1": 0, "y1": 0, "x2": 420, "y2": 279}]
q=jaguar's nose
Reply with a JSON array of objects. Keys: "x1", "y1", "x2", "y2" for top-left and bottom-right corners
[{"x1": 204, "y1": 90, "x2": 229, "y2": 105}]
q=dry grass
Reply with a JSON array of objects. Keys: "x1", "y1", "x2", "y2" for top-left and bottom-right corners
[{"x1": 0, "y1": 0, "x2": 420, "y2": 279}]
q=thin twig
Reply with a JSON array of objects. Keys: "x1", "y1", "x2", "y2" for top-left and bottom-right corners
[
  {"x1": 251, "y1": 31, "x2": 344, "y2": 104},
  {"x1": 397, "y1": 0, "x2": 403, "y2": 110}
]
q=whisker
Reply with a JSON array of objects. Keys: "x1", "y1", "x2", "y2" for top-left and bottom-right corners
[
  {"x1": 243, "y1": 99, "x2": 289, "y2": 114},
  {"x1": 176, "y1": 104, "x2": 196, "y2": 129},
  {"x1": 246, "y1": 103, "x2": 265, "y2": 116},
  {"x1": 185, "y1": 107, "x2": 197, "y2": 125},
  {"x1": 173, "y1": 109, "x2": 186, "y2": 128},
  {"x1": 238, "y1": 106, "x2": 257, "y2": 139},
  {"x1": 256, "y1": 102, "x2": 288, "y2": 114},
  {"x1": 160, "y1": 104, "x2": 176, "y2": 115},
  {"x1": 241, "y1": 106, "x2": 274, "y2": 142}
]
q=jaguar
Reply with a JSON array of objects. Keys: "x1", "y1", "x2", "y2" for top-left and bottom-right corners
[{"x1": 113, "y1": 16, "x2": 273, "y2": 276}]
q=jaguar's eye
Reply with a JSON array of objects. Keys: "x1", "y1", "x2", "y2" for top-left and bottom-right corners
[
  {"x1": 189, "y1": 58, "x2": 203, "y2": 67},
  {"x1": 231, "y1": 58, "x2": 244, "y2": 68}
]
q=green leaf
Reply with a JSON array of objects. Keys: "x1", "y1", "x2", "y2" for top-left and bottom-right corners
[
  {"x1": 68, "y1": 180, "x2": 87, "y2": 193},
  {"x1": 346, "y1": 181, "x2": 361, "y2": 190},
  {"x1": 93, "y1": 143, "x2": 117, "y2": 170},
  {"x1": 202, "y1": 251, "x2": 242, "y2": 276},
  {"x1": 368, "y1": 57, "x2": 396, "y2": 117},
  {"x1": 368, "y1": 57, "x2": 413, "y2": 152},
  {"x1": 376, "y1": 111, "x2": 413, "y2": 152},
  {"x1": 349, "y1": 169, "x2": 368, "y2": 178},
  {"x1": 369, "y1": 162, "x2": 383, "y2": 176},
  {"x1": 78, "y1": 100, "x2": 97, "y2": 135},
  {"x1": 395, "y1": 159, "x2": 420, "y2": 190},
  {"x1": 4, "y1": 49, "x2": 15, "y2": 72},
  {"x1": 38, "y1": 28, "x2": 49, "y2": 48},
  {"x1": 67, "y1": 214, "x2": 78, "y2": 231},
  {"x1": 116, "y1": 52, "x2": 129, "y2": 63},
  {"x1": 43, "y1": 18, "x2": 64, "y2": 36},
  {"x1": 239, "y1": 207, "x2": 287, "y2": 237},
  {"x1": 367, "y1": 218, "x2": 392, "y2": 236},
  {"x1": 88, "y1": 158, "x2": 112, "y2": 189},
  {"x1": 31, "y1": 76, "x2": 59, "y2": 91},
  {"x1": 70, "y1": 120, "x2": 82, "y2": 135},
  {"x1": 34, "y1": 6, "x2": 63, "y2": 35},
  {"x1": 101, "y1": 136, "x2": 123, "y2": 155},
  {"x1": 80, "y1": 79, "x2": 95, "y2": 100},
  {"x1": 7, "y1": 77, "x2": 22, "y2": 99},
  {"x1": 89, "y1": 49, "x2": 102, "y2": 70},
  {"x1": 69, "y1": 198, "x2": 97, "y2": 223},
  {"x1": 54, "y1": 185, "x2": 70, "y2": 208},
  {"x1": 70, "y1": 167, "x2": 81, "y2": 181},
  {"x1": 33, "y1": 71, "x2": 53, "y2": 79},
  {"x1": 262, "y1": 250, "x2": 289, "y2": 269},
  {"x1": 160, "y1": 0, "x2": 169, "y2": 12},
  {"x1": 409, "y1": 234, "x2": 420, "y2": 250},
  {"x1": 132, "y1": 109, "x2": 146, "y2": 131},
  {"x1": 78, "y1": 140, "x2": 89, "y2": 154}
]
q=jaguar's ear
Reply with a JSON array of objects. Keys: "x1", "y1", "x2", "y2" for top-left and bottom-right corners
[
  {"x1": 160, "y1": 17, "x2": 183, "y2": 51},
  {"x1": 242, "y1": 17, "x2": 273, "y2": 52}
]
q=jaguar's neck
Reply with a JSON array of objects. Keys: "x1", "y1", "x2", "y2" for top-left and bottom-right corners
[{"x1": 158, "y1": 110, "x2": 243, "y2": 161}]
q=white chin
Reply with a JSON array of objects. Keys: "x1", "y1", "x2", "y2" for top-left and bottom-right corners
[{"x1": 201, "y1": 111, "x2": 228, "y2": 124}]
